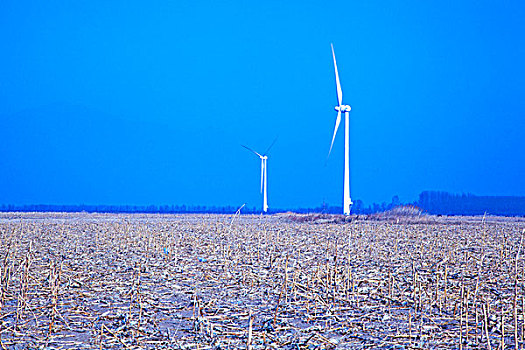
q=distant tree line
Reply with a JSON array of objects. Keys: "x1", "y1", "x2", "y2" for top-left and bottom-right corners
[
  {"x1": 0, "y1": 199, "x2": 403, "y2": 215},
  {"x1": 415, "y1": 191, "x2": 525, "y2": 216},
  {"x1": 350, "y1": 192, "x2": 525, "y2": 217},
  {"x1": 0, "y1": 204, "x2": 259, "y2": 214},
  {"x1": 1, "y1": 192, "x2": 524, "y2": 216}
]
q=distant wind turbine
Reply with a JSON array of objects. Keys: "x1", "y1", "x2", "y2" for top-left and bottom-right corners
[
  {"x1": 242, "y1": 138, "x2": 277, "y2": 214},
  {"x1": 327, "y1": 43, "x2": 352, "y2": 215}
]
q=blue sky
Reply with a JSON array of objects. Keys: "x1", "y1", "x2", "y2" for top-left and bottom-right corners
[{"x1": 1, "y1": 0, "x2": 524, "y2": 209}]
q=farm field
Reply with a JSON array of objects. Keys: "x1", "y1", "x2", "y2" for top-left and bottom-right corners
[{"x1": 0, "y1": 212, "x2": 524, "y2": 349}]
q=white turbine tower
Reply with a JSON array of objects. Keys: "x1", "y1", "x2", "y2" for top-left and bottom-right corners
[
  {"x1": 328, "y1": 43, "x2": 352, "y2": 215},
  {"x1": 242, "y1": 139, "x2": 276, "y2": 214}
]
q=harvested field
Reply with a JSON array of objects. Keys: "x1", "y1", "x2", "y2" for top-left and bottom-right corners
[{"x1": 0, "y1": 212, "x2": 524, "y2": 349}]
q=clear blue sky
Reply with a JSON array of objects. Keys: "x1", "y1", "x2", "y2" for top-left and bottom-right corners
[{"x1": 1, "y1": 0, "x2": 524, "y2": 209}]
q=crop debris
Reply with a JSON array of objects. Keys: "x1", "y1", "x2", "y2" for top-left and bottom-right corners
[{"x1": 0, "y1": 212, "x2": 524, "y2": 349}]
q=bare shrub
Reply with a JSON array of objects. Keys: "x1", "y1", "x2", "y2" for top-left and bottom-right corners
[
  {"x1": 367, "y1": 205, "x2": 434, "y2": 224},
  {"x1": 278, "y1": 212, "x2": 354, "y2": 224}
]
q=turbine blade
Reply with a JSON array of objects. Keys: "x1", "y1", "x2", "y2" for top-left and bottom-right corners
[
  {"x1": 264, "y1": 136, "x2": 278, "y2": 156},
  {"x1": 260, "y1": 159, "x2": 264, "y2": 193},
  {"x1": 328, "y1": 110, "x2": 341, "y2": 157},
  {"x1": 242, "y1": 144, "x2": 263, "y2": 158},
  {"x1": 331, "y1": 43, "x2": 343, "y2": 106}
]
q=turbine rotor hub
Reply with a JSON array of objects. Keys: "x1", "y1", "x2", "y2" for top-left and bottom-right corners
[{"x1": 334, "y1": 105, "x2": 351, "y2": 112}]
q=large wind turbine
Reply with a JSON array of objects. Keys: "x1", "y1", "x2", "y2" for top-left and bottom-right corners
[
  {"x1": 328, "y1": 43, "x2": 352, "y2": 215},
  {"x1": 242, "y1": 139, "x2": 276, "y2": 214}
]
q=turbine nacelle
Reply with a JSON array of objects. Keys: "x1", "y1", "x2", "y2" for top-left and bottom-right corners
[{"x1": 334, "y1": 105, "x2": 351, "y2": 112}]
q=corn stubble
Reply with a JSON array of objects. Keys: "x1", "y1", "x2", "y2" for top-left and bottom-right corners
[{"x1": 0, "y1": 212, "x2": 524, "y2": 349}]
